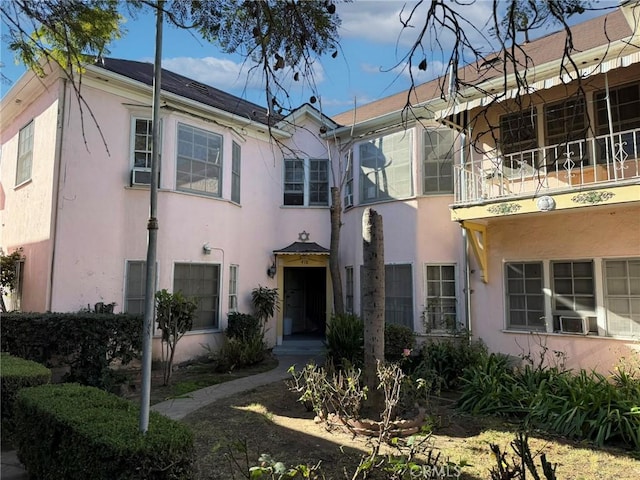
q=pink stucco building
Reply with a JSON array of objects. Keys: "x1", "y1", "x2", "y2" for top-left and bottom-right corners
[{"x1": 2, "y1": 5, "x2": 638, "y2": 371}]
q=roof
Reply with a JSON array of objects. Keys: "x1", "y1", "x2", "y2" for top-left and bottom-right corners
[
  {"x1": 93, "y1": 58, "x2": 281, "y2": 127},
  {"x1": 273, "y1": 241, "x2": 330, "y2": 255},
  {"x1": 331, "y1": 7, "x2": 634, "y2": 126}
]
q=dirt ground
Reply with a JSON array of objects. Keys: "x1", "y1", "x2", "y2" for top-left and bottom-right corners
[{"x1": 181, "y1": 378, "x2": 640, "y2": 480}]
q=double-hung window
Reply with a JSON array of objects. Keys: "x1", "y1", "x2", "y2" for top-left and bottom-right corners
[
  {"x1": 595, "y1": 82, "x2": 640, "y2": 163},
  {"x1": 125, "y1": 261, "x2": 147, "y2": 315},
  {"x1": 423, "y1": 129, "x2": 455, "y2": 194},
  {"x1": 345, "y1": 266, "x2": 354, "y2": 313},
  {"x1": 283, "y1": 158, "x2": 329, "y2": 206},
  {"x1": 551, "y1": 260, "x2": 595, "y2": 317},
  {"x1": 500, "y1": 109, "x2": 538, "y2": 170},
  {"x1": 359, "y1": 130, "x2": 413, "y2": 203},
  {"x1": 604, "y1": 259, "x2": 640, "y2": 337},
  {"x1": 16, "y1": 121, "x2": 34, "y2": 185},
  {"x1": 174, "y1": 263, "x2": 220, "y2": 330},
  {"x1": 228, "y1": 264, "x2": 239, "y2": 312},
  {"x1": 424, "y1": 264, "x2": 457, "y2": 331},
  {"x1": 543, "y1": 97, "x2": 589, "y2": 166},
  {"x1": 505, "y1": 262, "x2": 545, "y2": 330},
  {"x1": 344, "y1": 150, "x2": 354, "y2": 207},
  {"x1": 177, "y1": 123, "x2": 222, "y2": 196},
  {"x1": 231, "y1": 141, "x2": 241, "y2": 203},
  {"x1": 385, "y1": 264, "x2": 413, "y2": 328}
]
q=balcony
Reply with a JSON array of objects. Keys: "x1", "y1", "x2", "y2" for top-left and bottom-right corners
[{"x1": 454, "y1": 127, "x2": 640, "y2": 206}]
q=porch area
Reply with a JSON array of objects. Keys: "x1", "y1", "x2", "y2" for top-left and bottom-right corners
[{"x1": 454, "y1": 127, "x2": 640, "y2": 205}]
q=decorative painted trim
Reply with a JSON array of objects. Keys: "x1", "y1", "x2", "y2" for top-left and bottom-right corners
[
  {"x1": 486, "y1": 202, "x2": 521, "y2": 214},
  {"x1": 571, "y1": 191, "x2": 615, "y2": 205}
]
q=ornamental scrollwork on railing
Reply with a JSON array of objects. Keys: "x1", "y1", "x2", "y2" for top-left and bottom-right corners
[
  {"x1": 571, "y1": 191, "x2": 615, "y2": 205},
  {"x1": 487, "y1": 202, "x2": 522, "y2": 214}
]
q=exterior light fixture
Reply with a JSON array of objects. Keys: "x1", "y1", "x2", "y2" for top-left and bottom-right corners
[{"x1": 267, "y1": 261, "x2": 277, "y2": 278}]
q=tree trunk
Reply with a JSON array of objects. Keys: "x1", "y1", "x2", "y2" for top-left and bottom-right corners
[
  {"x1": 362, "y1": 207, "x2": 385, "y2": 413},
  {"x1": 329, "y1": 186, "x2": 344, "y2": 315}
]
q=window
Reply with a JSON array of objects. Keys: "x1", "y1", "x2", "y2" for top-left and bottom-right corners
[
  {"x1": 359, "y1": 130, "x2": 413, "y2": 203},
  {"x1": 228, "y1": 264, "x2": 238, "y2": 312},
  {"x1": 500, "y1": 110, "x2": 538, "y2": 168},
  {"x1": 231, "y1": 141, "x2": 241, "y2": 203},
  {"x1": 424, "y1": 265, "x2": 457, "y2": 331},
  {"x1": 345, "y1": 266, "x2": 354, "y2": 313},
  {"x1": 604, "y1": 259, "x2": 640, "y2": 337},
  {"x1": 423, "y1": 129, "x2": 455, "y2": 194},
  {"x1": 125, "y1": 261, "x2": 147, "y2": 315},
  {"x1": 16, "y1": 121, "x2": 34, "y2": 185},
  {"x1": 552, "y1": 261, "x2": 595, "y2": 316},
  {"x1": 132, "y1": 118, "x2": 153, "y2": 169},
  {"x1": 174, "y1": 263, "x2": 220, "y2": 330},
  {"x1": 385, "y1": 264, "x2": 413, "y2": 328},
  {"x1": 543, "y1": 97, "x2": 589, "y2": 165},
  {"x1": 505, "y1": 262, "x2": 545, "y2": 330},
  {"x1": 176, "y1": 123, "x2": 222, "y2": 196},
  {"x1": 595, "y1": 82, "x2": 640, "y2": 135},
  {"x1": 344, "y1": 150, "x2": 354, "y2": 207},
  {"x1": 283, "y1": 158, "x2": 329, "y2": 206}
]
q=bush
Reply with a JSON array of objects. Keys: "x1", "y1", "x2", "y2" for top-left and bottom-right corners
[
  {"x1": 411, "y1": 338, "x2": 487, "y2": 391},
  {"x1": 1, "y1": 312, "x2": 142, "y2": 389},
  {"x1": 384, "y1": 323, "x2": 416, "y2": 362},
  {"x1": 0, "y1": 353, "x2": 51, "y2": 441},
  {"x1": 324, "y1": 313, "x2": 364, "y2": 369},
  {"x1": 216, "y1": 335, "x2": 267, "y2": 371},
  {"x1": 458, "y1": 355, "x2": 640, "y2": 449},
  {"x1": 14, "y1": 383, "x2": 193, "y2": 479},
  {"x1": 226, "y1": 312, "x2": 262, "y2": 340}
]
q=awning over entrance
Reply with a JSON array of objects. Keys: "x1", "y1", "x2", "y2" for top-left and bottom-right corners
[{"x1": 273, "y1": 241, "x2": 330, "y2": 255}]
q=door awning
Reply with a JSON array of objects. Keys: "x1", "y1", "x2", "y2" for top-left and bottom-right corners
[{"x1": 273, "y1": 242, "x2": 330, "y2": 255}]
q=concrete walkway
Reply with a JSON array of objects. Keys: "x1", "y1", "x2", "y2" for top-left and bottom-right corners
[{"x1": 0, "y1": 354, "x2": 319, "y2": 479}]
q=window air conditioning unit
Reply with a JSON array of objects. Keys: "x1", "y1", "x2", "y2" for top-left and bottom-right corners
[
  {"x1": 131, "y1": 167, "x2": 152, "y2": 186},
  {"x1": 344, "y1": 193, "x2": 353, "y2": 207},
  {"x1": 559, "y1": 316, "x2": 589, "y2": 335}
]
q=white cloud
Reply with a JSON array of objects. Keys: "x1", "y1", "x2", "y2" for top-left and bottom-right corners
[
  {"x1": 159, "y1": 56, "x2": 262, "y2": 90},
  {"x1": 338, "y1": 1, "x2": 421, "y2": 46}
]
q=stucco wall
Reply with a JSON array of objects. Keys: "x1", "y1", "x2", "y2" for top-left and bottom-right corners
[{"x1": 469, "y1": 203, "x2": 640, "y2": 373}]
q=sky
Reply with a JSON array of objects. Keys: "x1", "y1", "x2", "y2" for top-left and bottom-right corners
[{"x1": 0, "y1": 1, "x2": 620, "y2": 117}]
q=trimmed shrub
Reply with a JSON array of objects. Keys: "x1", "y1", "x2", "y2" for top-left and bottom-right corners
[
  {"x1": 0, "y1": 353, "x2": 51, "y2": 440},
  {"x1": 226, "y1": 312, "x2": 262, "y2": 340},
  {"x1": 14, "y1": 383, "x2": 193, "y2": 479},
  {"x1": 1, "y1": 312, "x2": 142, "y2": 389},
  {"x1": 216, "y1": 335, "x2": 266, "y2": 371}
]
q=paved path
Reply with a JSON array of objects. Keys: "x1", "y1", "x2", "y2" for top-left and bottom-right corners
[{"x1": 0, "y1": 354, "x2": 319, "y2": 479}]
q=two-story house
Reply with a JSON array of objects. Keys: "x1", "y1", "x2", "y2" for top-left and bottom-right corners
[{"x1": 327, "y1": 5, "x2": 640, "y2": 372}]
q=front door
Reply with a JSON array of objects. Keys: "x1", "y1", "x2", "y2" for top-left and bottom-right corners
[{"x1": 283, "y1": 267, "x2": 326, "y2": 338}]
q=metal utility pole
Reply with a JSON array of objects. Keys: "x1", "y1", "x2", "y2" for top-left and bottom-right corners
[{"x1": 140, "y1": 0, "x2": 164, "y2": 434}]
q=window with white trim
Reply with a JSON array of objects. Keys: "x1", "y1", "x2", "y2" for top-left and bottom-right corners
[
  {"x1": 500, "y1": 109, "x2": 538, "y2": 169},
  {"x1": 505, "y1": 262, "x2": 545, "y2": 331},
  {"x1": 228, "y1": 264, "x2": 239, "y2": 312},
  {"x1": 125, "y1": 261, "x2": 146, "y2": 315},
  {"x1": 16, "y1": 121, "x2": 34, "y2": 185},
  {"x1": 359, "y1": 130, "x2": 413, "y2": 203},
  {"x1": 132, "y1": 118, "x2": 153, "y2": 169},
  {"x1": 174, "y1": 263, "x2": 220, "y2": 330},
  {"x1": 604, "y1": 258, "x2": 640, "y2": 337},
  {"x1": 552, "y1": 260, "x2": 595, "y2": 316},
  {"x1": 344, "y1": 150, "x2": 354, "y2": 208},
  {"x1": 424, "y1": 264, "x2": 457, "y2": 331},
  {"x1": 176, "y1": 123, "x2": 222, "y2": 196},
  {"x1": 423, "y1": 129, "x2": 454, "y2": 194},
  {"x1": 345, "y1": 266, "x2": 354, "y2": 313},
  {"x1": 283, "y1": 158, "x2": 329, "y2": 206},
  {"x1": 231, "y1": 141, "x2": 241, "y2": 204},
  {"x1": 385, "y1": 264, "x2": 413, "y2": 328}
]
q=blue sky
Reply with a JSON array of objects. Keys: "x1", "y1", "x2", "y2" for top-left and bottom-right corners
[{"x1": 0, "y1": 1, "x2": 617, "y2": 117}]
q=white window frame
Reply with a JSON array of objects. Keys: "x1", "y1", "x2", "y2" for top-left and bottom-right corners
[
  {"x1": 173, "y1": 262, "x2": 221, "y2": 331},
  {"x1": 16, "y1": 120, "x2": 34, "y2": 186},
  {"x1": 231, "y1": 141, "x2": 241, "y2": 204},
  {"x1": 228, "y1": 264, "x2": 239, "y2": 312},
  {"x1": 283, "y1": 158, "x2": 329, "y2": 207},
  {"x1": 423, "y1": 129, "x2": 455, "y2": 194},
  {"x1": 424, "y1": 264, "x2": 458, "y2": 332},
  {"x1": 124, "y1": 260, "x2": 147, "y2": 315},
  {"x1": 385, "y1": 263, "x2": 414, "y2": 329},
  {"x1": 176, "y1": 123, "x2": 223, "y2": 197},
  {"x1": 603, "y1": 258, "x2": 640, "y2": 338},
  {"x1": 359, "y1": 130, "x2": 413, "y2": 203},
  {"x1": 504, "y1": 261, "x2": 546, "y2": 331}
]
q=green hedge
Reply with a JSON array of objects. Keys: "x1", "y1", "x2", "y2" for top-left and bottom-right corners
[
  {"x1": 0, "y1": 353, "x2": 51, "y2": 440},
  {"x1": 1, "y1": 312, "x2": 142, "y2": 389},
  {"x1": 14, "y1": 383, "x2": 193, "y2": 479}
]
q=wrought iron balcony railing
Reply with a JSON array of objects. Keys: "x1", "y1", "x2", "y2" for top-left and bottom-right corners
[{"x1": 454, "y1": 127, "x2": 640, "y2": 205}]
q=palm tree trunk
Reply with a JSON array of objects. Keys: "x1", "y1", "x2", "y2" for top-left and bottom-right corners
[{"x1": 329, "y1": 186, "x2": 344, "y2": 315}]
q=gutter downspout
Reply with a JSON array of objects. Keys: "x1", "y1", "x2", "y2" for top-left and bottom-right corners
[{"x1": 47, "y1": 78, "x2": 67, "y2": 311}]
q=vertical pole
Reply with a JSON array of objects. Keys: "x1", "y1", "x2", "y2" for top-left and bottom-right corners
[
  {"x1": 604, "y1": 73, "x2": 618, "y2": 181},
  {"x1": 140, "y1": 0, "x2": 164, "y2": 434}
]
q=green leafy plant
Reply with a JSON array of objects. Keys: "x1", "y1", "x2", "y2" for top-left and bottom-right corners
[
  {"x1": 155, "y1": 289, "x2": 198, "y2": 386},
  {"x1": 324, "y1": 313, "x2": 364, "y2": 369},
  {"x1": 226, "y1": 312, "x2": 262, "y2": 341},
  {"x1": 384, "y1": 323, "x2": 416, "y2": 362},
  {"x1": 251, "y1": 285, "x2": 279, "y2": 326}
]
